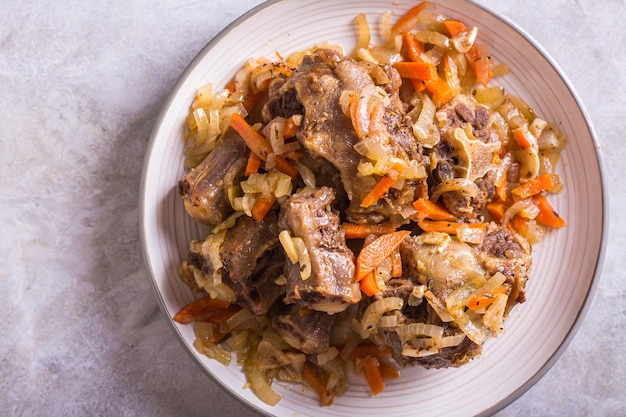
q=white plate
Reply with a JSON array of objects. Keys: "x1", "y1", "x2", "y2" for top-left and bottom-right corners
[{"x1": 140, "y1": 1, "x2": 607, "y2": 415}]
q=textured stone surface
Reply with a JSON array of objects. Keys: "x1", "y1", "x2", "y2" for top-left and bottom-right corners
[{"x1": 0, "y1": 1, "x2": 623, "y2": 416}]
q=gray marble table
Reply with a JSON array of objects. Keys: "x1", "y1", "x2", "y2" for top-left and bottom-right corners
[{"x1": 1, "y1": 1, "x2": 624, "y2": 416}]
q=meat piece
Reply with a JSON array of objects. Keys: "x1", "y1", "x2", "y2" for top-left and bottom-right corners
[
  {"x1": 431, "y1": 95, "x2": 501, "y2": 218},
  {"x1": 271, "y1": 303, "x2": 336, "y2": 354},
  {"x1": 363, "y1": 277, "x2": 482, "y2": 369},
  {"x1": 188, "y1": 212, "x2": 285, "y2": 315},
  {"x1": 264, "y1": 49, "x2": 427, "y2": 226},
  {"x1": 178, "y1": 129, "x2": 247, "y2": 225},
  {"x1": 370, "y1": 320, "x2": 481, "y2": 369},
  {"x1": 478, "y1": 223, "x2": 532, "y2": 312},
  {"x1": 279, "y1": 186, "x2": 360, "y2": 314}
]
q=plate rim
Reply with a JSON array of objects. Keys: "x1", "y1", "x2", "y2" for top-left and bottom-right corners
[{"x1": 139, "y1": 1, "x2": 609, "y2": 415}]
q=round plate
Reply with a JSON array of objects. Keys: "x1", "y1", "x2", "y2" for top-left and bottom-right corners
[{"x1": 140, "y1": 1, "x2": 606, "y2": 415}]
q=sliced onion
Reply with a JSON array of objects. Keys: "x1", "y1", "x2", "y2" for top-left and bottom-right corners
[
  {"x1": 482, "y1": 293, "x2": 508, "y2": 333},
  {"x1": 279, "y1": 230, "x2": 299, "y2": 263},
  {"x1": 414, "y1": 30, "x2": 450, "y2": 49},
  {"x1": 412, "y1": 95, "x2": 436, "y2": 141},
  {"x1": 396, "y1": 322, "x2": 444, "y2": 342},
  {"x1": 293, "y1": 161, "x2": 316, "y2": 189},
  {"x1": 401, "y1": 346, "x2": 439, "y2": 358},
  {"x1": 502, "y1": 198, "x2": 536, "y2": 227},
  {"x1": 360, "y1": 297, "x2": 404, "y2": 331},
  {"x1": 430, "y1": 178, "x2": 480, "y2": 202}
]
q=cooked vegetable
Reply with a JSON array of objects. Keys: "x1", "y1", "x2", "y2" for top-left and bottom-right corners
[
  {"x1": 356, "y1": 231, "x2": 411, "y2": 282},
  {"x1": 230, "y1": 113, "x2": 298, "y2": 178},
  {"x1": 342, "y1": 222, "x2": 397, "y2": 239}
]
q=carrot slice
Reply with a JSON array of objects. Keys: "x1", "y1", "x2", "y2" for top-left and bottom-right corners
[
  {"x1": 513, "y1": 128, "x2": 533, "y2": 149},
  {"x1": 402, "y1": 31, "x2": 425, "y2": 62},
  {"x1": 391, "y1": 250, "x2": 402, "y2": 278},
  {"x1": 173, "y1": 296, "x2": 231, "y2": 324},
  {"x1": 467, "y1": 286, "x2": 507, "y2": 311},
  {"x1": 244, "y1": 152, "x2": 261, "y2": 176},
  {"x1": 242, "y1": 90, "x2": 264, "y2": 113},
  {"x1": 362, "y1": 356, "x2": 385, "y2": 395},
  {"x1": 225, "y1": 79, "x2": 236, "y2": 93},
  {"x1": 230, "y1": 113, "x2": 298, "y2": 178},
  {"x1": 417, "y1": 219, "x2": 486, "y2": 234},
  {"x1": 342, "y1": 223, "x2": 397, "y2": 239},
  {"x1": 393, "y1": 61, "x2": 437, "y2": 81},
  {"x1": 359, "y1": 271, "x2": 381, "y2": 297},
  {"x1": 424, "y1": 74, "x2": 455, "y2": 106},
  {"x1": 442, "y1": 19, "x2": 468, "y2": 37},
  {"x1": 361, "y1": 164, "x2": 402, "y2": 208},
  {"x1": 532, "y1": 195, "x2": 566, "y2": 228},
  {"x1": 486, "y1": 202, "x2": 506, "y2": 223},
  {"x1": 349, "y1": 342, "x2": 391, "y2": 359},
  {"x1": 251, "y1": 193, "x2": 276, "y2": 222},
  {"x1": 510, "y1": 215, "x2": 528, "y2": 235},
  {"x1": 378, "y1": 360, "x2": 400, "y2": 379},
  {"x1": 356, "y1": 230, "x2": 411, "y2": 282},
  {"x1": 392, "y1": 1, "x2": 430, "y2": 35},
  {"x1": 511, "y1": 173, "x2": 554, "y2": 200},
  {"x1": 283, "y1": 115, "x2": 299, "y2": 139},
  {"x1": 412, "y1": 198, "x2": 456, "y2": 221},
  {"x1": 466, "y1": 43, "x2": 493, "y2": 87},
  {"x1": 302, "y1": 362, "x2": 334, "y2": 406}
]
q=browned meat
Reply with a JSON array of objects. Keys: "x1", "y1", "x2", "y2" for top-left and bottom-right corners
[
  {"x1": 263, "y1": 49, "x2": 427, "y2": 226},
  {"x1": 365, "y1": 278, "x2": 481, "y2": 369},
  {"x1": 478, "y1": 223, "x2": 532, "y2": 312},
  {"x1": 178, "y1": 129, "x2": 248, "y2": 225},
  {"x1": 271, "y1": 303, "x2": 336, "y2": 354},
  {"x1": 188, "y1": 212, "x2": 285, "y2": 315},
  {"x1": 370, "y1": 320, "x2": 481, "y2": 369},
  {"x1": 431, "y1": 95, "x2": 501, "y2": 219},
  {"x1": 279, "y1": 186, "x2": 361, "y2": 314}
]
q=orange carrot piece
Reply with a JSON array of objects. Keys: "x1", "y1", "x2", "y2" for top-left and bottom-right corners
[
  {"x1": 244, "y1": 152, "x2": 261, "y2": 176},
  {"x1": 378, "y1": 360, "x2": 400, "y2": 379},
  {"x1": 466, "y1": 43, "x2": 493, "y2": 87},
  {"x1": 412, "y1": 198, "x2": 456, "y2": 221},
  {"x1": 173, "y1": 296, "x2": 231, "y2": 324},
  {"x1": 511, "y1": 173, "x2": 554, "y2": 200},
  {"x1": 361, "y1": 164, "x2": 402, "y2": 208},
  {"x1": 230, "y1": 113, "x2": 298, "y2": 178},
  {"x1": 302, "y1": 362, "x2": 334, "y2": 406},
  {"x1": 532, "y1": 195, "x2": 566, "y2": 228},
  {"x1": 362, "y1": 356, "x2": 385, "y2": 396},
  {"x1": 510, "y1": 215, "x2": 528, "y2": 235},
  {"x1": 356, "y1": 230, "x2": 411, "y2": 282},
  {"x1": 393, "y1": 61, "x2": 437, "y2": 81},
  {"x1": 203, "y1": 304, "x2": 243, "y2": 324},
  {"x1": 360, "y1": 271, "x2": 381, "y2": 297},
  {"x1": 283, "y1": 116, "x2": 299, "y2": 139},
  {"x1": 242, "y1": 91, "x2": 264, "y2": 113},
  {"x1": 251, "y1": 193, "x2": 276, "y2": 222},
  {"x1": 424, "y1": 75, "x2": 455, "y2": 106},
  {"x1": 513, "y1": 128, "x2": 533, "y2": 149},
  {"x1": 391, "y1": 250, "x2": 403, "y2": 278},
  {"x1": 467, "y1": 286, "x2": 507, "y2": 311},
  {"x1": 442, "y1": 19, "x2": 468, "y2": 36},
  {"x1": 392, "y1": 1, "x2": 430, "y2": 35},
  {"x1": 342, "y1": 223, "x2": 397, "y2": 239},
  {"x1": 225, "y1": 79, "x2": 236, "y2": 93},
  {"x1": 417, "y1": 219, "x2": 486, "y2": 234},
  {"x1": 349, "y1": 342, "x2": 391, "y2": 359},
  {"x1": 486, "y1": 202, "x2": 506, "y2": 223},
  {"x1": 402, "y1": 31, "x2": 425, "y2": 61}
]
